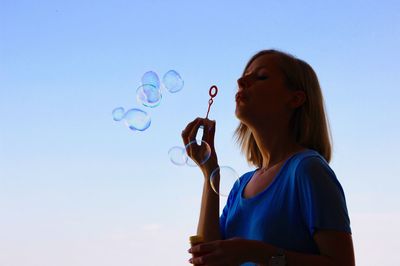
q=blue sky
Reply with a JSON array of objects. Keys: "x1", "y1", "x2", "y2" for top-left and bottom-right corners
[{"x1": 1, "y1": 0, "x2": 399, "y2": 265}]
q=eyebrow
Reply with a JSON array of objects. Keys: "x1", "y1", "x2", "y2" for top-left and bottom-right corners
[{"x1": 244, "y1": 66, "x2": 269, "y2": 76}]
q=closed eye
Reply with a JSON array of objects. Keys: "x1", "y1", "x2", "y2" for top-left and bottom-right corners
[{"x1": 257, "y1": 75, "x2": 268, "y2": 80}]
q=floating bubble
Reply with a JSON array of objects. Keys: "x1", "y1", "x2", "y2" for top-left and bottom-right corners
[
  {"x1": 168, "y1": 146, "x2": 188, "y2": 166},
  {"x1": 185, "y1": 140, "x2": 211, "y2": 167},
  {"x1": 112, "y1": 107, "x2": 125, "y2": 121},
  {"x1": 209, "y1": 166, "x2": 240, "y2": 197},
  {"x1": 163, "y1": 70, "x2": 184, "y2": 93},
  {"x1": 136, "y1": 84, "x2": 162, "y2": 108},
  {"x1": 123, "y1": 108, "x2": 151, "y2": 131},
  {"x1": 141, "y1": 71, "x2": 160, "y2": 89}
]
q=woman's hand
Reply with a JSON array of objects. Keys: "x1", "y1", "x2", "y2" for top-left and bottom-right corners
[
  {"x1": 188, "y1": 238, "x2": 250, "y2": 266},
  {"x1": 181, "y1": 117, "x2": 218, "y2": 176}
]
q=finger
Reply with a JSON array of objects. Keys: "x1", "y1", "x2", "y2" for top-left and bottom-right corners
[
  {"x1": 181, "y1": 118, "x2": 202, "y2": 137},
  {"x1": 204, "y1": 119, "x2": 216, "y2": 134},
  {"x1": 202, "y1": 119, "x2": 216, "y2": 145},
  {"x1": 185, "y1": 120, "x2": 203, "y2": 158},
  {"x1": 188, "y1": 119, "x2": 203, "y2": 142},
  {"x1": 192, "y1": 252, "x2": 223, "y2": 266},
  {"x1": 189, "y1": 242, "x2": 216, "y2": 254},
  {"x1": 181, "y1": 118, "x2": 202, "y2": 145}
]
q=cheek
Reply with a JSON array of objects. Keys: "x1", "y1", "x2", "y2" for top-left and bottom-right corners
[
  {"x1": 254, "y1": 93, "x2": 286, "y2": 113},
  {"x1": 254, "y1": 91, "x2": 275, "y2": 107}
]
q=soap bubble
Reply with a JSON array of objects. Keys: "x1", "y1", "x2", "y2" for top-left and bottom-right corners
[
  {"x1": 112, "y1": 107, "x2": 125, "y2": 121},
  {"x1": 141, "y1": 71, "x2": 160, "y2": 89},
  {"x1": 123, "y1": 108, "x2": 151, "y2": 131},
  {"x1": 168, "y1": 146, "x2": 188, "y2": 166},
  {"x1": 185, "y1": 140, "x2": 211, "y2": 167},
  {"x1": 209, "y1": 166, "x2": 239, "y2": 197},
  {"x1": 163, "y1": 70, "x2": 184, "y2": 93},
  {"x1": 136, "y1": 84, "x2": 162, "y2": 108}
]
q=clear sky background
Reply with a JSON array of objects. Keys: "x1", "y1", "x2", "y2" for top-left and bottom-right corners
[{"x1": 1, "y1": 0, "x2": 399, "y2": 265}]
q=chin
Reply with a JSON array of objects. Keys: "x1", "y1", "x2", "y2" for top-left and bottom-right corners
[
  {"x1": 235, "y1": 105, "x2": 242, "y2": 118},
  {"x1": 235, "y1": 107, "x2": 250, "y2": 124}
]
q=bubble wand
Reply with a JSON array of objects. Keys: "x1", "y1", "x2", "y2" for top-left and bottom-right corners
[
  {"x1": 196, "y1": 85, "x2": 218, "y2": 144},
  {"x1": 205, "y1": 85, "x2": 218, "y2": 119}
]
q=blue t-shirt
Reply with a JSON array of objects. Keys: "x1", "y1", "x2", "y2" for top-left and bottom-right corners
[{"x1": 219, "y1": 149, "x2": 351, "y2": 265}]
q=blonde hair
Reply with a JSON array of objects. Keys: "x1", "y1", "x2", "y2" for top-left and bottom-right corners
[{"x1": 234, "y1": 49, "x2": 333, "y2": 166}]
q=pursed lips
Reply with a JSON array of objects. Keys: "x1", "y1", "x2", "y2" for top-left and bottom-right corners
[{"x1": 235, "y1": 91, "x2": 247, "y2": 102}]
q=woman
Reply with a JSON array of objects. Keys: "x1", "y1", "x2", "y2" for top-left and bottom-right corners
[{"x1": 181, "y1": 49, "x2": 355, "y2": 265}]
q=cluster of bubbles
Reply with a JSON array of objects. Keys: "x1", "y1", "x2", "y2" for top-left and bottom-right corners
[
  {"x1": 168, "y1": 129, "x2": 239, "y2": 197},
  {"x1": 112, "y1": 70, "x2": 239, "y2": 197},
  {"x1": 112, "y1": 70, "x2": 184, "y2": 131}
]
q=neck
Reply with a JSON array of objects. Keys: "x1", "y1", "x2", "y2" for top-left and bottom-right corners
[{"x1": 249, "y1": 119, "x2": 305, "y2": 169}]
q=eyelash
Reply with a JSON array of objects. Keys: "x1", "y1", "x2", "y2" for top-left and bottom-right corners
[{"x1": 257, "y1": 75, "x2": 268, "y2": 80}]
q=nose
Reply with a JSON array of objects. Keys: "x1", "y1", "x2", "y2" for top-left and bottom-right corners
[{"x1": 237, "y1": 76, "x2": 248, "y2": 91}]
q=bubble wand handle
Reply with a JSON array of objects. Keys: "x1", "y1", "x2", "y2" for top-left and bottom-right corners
[
  {"x1": 205, "y1": 99, "x2": 213, "y2": 119},
  {"x1": 205, "y1": 85, "x2": 218, "y2": 119}
]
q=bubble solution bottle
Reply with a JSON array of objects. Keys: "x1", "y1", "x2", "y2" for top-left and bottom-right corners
[{"x1": 189, "y1": 235, "x2": 205, "y2": 266}]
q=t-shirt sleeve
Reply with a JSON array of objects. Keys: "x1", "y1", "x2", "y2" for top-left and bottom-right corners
[
  {"x1": 296, "y1": 156, "x2": 351, "y2": 236},
  {"x1": 219, "y1": 173, "x2": 244, "y2": 239}
]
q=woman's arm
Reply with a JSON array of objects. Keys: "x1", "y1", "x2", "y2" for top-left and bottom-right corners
[
  {"x1": 181, "y1": 118, "x2": 221, "y2": 242},
  {"x1": 189, "y1": 231, "x2": 355, "y2": 265},
  {"x1": 250, "y1": 231, "x2": 354, "y2": 266},
  {"x1": 310, "y1": 230, "x2": 355, "y2": 266},
  {"x1": 196, "y1": 167, "x2": 221, "y2": 242}
]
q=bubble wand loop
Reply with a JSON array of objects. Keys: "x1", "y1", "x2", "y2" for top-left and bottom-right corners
[{"x1": 205, "y1": 85, "x2": 218, "y2": 119}]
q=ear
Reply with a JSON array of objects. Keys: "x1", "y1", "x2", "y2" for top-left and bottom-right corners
[{"x1": 289, "y1": 90, "x2": 306, "y2": 109}]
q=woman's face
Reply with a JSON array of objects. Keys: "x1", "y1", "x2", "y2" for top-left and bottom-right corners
[{"x1": 235, "y1": 54, "x2": 301, "y2": 127}]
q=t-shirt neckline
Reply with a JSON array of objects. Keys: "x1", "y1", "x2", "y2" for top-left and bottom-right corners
[{"x1": 240, "y1": 148, "x2": 312, "y2": 201}]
